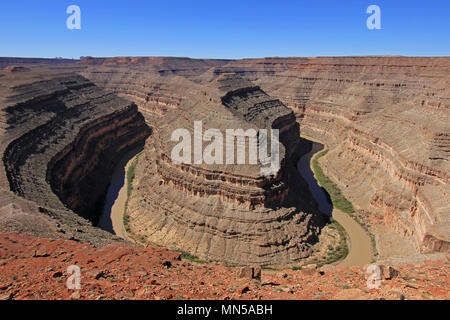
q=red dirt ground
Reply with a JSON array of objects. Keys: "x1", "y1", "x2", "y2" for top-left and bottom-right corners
[{"x1": 0, "y1": 233, "x2": 448, "y2": 300}]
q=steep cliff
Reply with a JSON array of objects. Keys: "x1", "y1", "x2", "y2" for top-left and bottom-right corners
[
  {"x1": 232, "y1": 57, "x2": 449, "y2": 254},
  {"x1": 0, "y1": 68, "x2": 150, "y2": 245}
]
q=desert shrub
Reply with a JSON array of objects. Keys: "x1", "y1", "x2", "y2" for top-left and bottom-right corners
[{"x1": 311, "y1": 149, "x2": 355, "y2": 213}]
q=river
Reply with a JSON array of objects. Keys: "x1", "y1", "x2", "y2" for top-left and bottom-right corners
[
  {"x1": 297, "y1": 141, "x2": 373, "y2": 267},
  {"x1": 97, "y1": 147, "x2": 142, "y2": 241}
]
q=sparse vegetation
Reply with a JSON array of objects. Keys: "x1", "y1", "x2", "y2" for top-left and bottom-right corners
[
  {"x1": 225, "y1": 263, "x2": 240, "y2": 268},
  {"x1": 308, "y1": 142, "x2": 378, "y2": 259},
  {"x1": 126, "y1": 154, "x2": 140, "y2": 198},
  {"x1": 311, "y1": 149, "x2": 354, "y2": 213},
  {"x1": 227, "y1": 285, "x2": 239, "y2": 293},
  {"x1": 180, "y1": 251, "x2": 206, "y2": 264},
  {"x1": 324, "y1": 218, "x2": 349, "y2": 264},
  {"x1": 293, "y1": 218, "x2": 349, "y2": 269}
]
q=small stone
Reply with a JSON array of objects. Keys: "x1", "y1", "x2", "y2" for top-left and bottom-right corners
[
  {"x1": 238, "y1": 266, "x2": 253, "y2": 279},
  {"x1": 237, "y1": 285, "x2": 250, "y2": 294},
  {"x1": 404, "y1": 282, "x2": 419, "y2": 289},
  {"x1": 33, "y1": 247, "x2": 49, "y2": 258},
  {"x1": 0, "y1": 292, "x2": 12, "y2": 300},
  {"x1": 174, "y1": 253, "x2": 182, "y2": 261},
  {"x1": 70, "y1": 291, "x2": 81, "y2": 300},
  {"x1": 238, "y1": 266, "x2": 261, "y2": 281},
  {"x1": 52, "y1": 271, "x2": 63, "y2": 278},
  {"x1": 0, "y1": 283, "x2": 12, "y2": 290},
  {"x1": 89, "y1": 270, "x2": 107, "y2": 280},
  {"x1": 300, "y1": 264, "x2": 318, "y2": 276},
  {"x1": 377, "y1": 265, "x2": 399, "y2": 280},
  {"x1": 253, "y1": 266, "x2": 261, "y2": 281},
  {"x1": 135, "y1": 288, "x2": 147, "y2": 298}
]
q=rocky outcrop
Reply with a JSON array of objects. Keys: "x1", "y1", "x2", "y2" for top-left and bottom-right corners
[
  {"x1": 0, "y1": 69, "x2": 150, "y2": 245},
  {"x1": 126, "y1": 74, "x2": 325, "y2": 266},
  {"x1": 236, "y1": 57, "x2": 449, "y2": 254}
]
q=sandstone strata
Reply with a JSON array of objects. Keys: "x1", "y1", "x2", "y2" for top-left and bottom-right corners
[
  {"x1": 0, "y1": 68, "x2": 150, "y2": 246},
  {"x1": 127, "y1": 74, "x2": 325, "y2": 266},
  {"x1": 0, "y1": 56, "x2": 448, "y2": 258},
  {"x1": 68, "y1": 56, "x2": 449, "y2": 256},
  {"x1": 233, "y1": 57, "x2": 450, "y2": 254}
]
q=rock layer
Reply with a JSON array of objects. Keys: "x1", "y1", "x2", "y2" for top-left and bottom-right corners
[
  {"x1": 71, "y1": 56, "x2": 450, "y2": 255},
  {"x1": 127, "y1": 74, "x2": 324, "y2": 266},
  {"x1": 0, "y1": 68, "x2": 150, "y2": 245},
  {"x1": 236, "y1": 57, "x2": 450, "y2": 254},
  {"x1": 0, "y1": 56, "x2": 448, "y2": 258}
]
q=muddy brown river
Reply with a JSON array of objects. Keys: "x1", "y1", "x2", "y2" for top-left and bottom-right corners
[
  {"x1": 97, "y1": 148, "x2": 141, "y2": 242},
  {"x1": 297, "y1": 142, "x2": 373, "y2": 267}
]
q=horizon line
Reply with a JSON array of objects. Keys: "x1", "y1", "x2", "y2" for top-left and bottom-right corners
[{"x1": 1, "y1": 54, "x2": 450, "y2": 61}]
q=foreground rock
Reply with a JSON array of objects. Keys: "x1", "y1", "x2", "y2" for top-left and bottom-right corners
[
  {"x1": 238, "y1": 266, "x2": 261, "y2": 281},
  {"x1": 0, "y1": 233, "x2": 448, "y2": 300}
]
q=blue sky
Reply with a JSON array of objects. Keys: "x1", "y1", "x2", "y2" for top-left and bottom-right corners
[{"x1": 1, "y1": 0, "x2": 449, "y2": 59}]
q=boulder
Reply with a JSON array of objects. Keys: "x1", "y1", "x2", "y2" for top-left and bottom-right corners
[{"x1": 238, "y1": 266, "x2": 261, "y2": 281}]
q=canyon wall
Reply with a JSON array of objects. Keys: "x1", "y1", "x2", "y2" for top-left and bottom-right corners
[
  {"x1": 217, "y1": 57, "x2": 449, "y2": 254},
  {"x1": 70, "y1": 56, "x2": 449, "y2": 255},
  {"x1": 1, "y1": 56, "x2": 448, "y2": 257},
  {"x1": 0, "y1": 67, "x2": 150, "y2": 245}
]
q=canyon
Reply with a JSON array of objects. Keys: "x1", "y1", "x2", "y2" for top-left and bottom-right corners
[
  {"x1": 0, "y1": 56, "x2": 448, "y2": 298},
  {"x1": 70, "y1": 56, "x2": 449, "y2": 260},
  {"x1": 0, "y1": 67, "x2": 150, "y2": 246}
]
